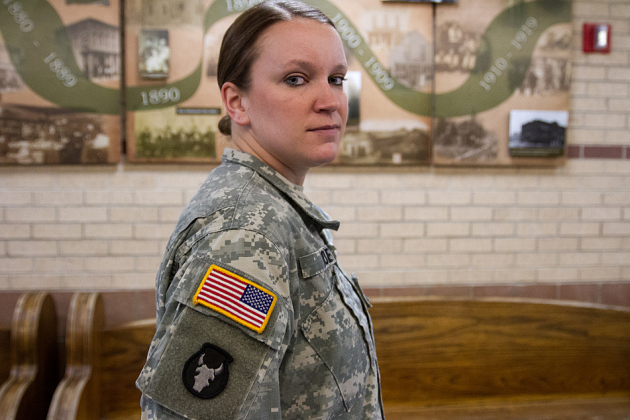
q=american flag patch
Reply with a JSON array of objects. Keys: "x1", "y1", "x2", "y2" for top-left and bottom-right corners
[{"x1": 193, "y1": 265, "x2": 277, "y2": 334}]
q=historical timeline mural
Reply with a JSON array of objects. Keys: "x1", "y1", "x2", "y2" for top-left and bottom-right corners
[
  {"x1": 124, "y1": 0, "x2": 221, "y2": 162},
  {"x1": 0, "y1": 0, "x2": 572, "y2": 166}
]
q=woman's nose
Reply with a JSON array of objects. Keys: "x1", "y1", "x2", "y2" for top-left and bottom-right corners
[{"x1": 314, "y1": 83, "x2": 342, "y2": 113}]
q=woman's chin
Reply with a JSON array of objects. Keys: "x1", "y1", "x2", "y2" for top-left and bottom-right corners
[{"x1": 310, "y1": 144, "x2": 340, "y2": 168}]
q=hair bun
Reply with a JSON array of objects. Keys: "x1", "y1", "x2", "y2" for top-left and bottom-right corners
[{"x1": 218, "y1": 115, "x2": 232, "y2": 136}]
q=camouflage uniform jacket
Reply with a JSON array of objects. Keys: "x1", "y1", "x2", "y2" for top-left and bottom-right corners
[{"x1": 136, "y1": 149, "x2": 384, "y2": 419}]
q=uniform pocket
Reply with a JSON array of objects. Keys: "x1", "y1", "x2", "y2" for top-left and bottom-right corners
[
  {"x1": 334, "y1": 267, "x2": 378, "y2": 369},
  {"x1": 300, "y1": 286, "x2": 370, "y2": 412}
]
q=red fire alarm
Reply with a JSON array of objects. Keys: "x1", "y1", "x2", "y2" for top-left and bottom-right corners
[{"x1": 583, "y1": 23, "x2": 611, "y2": 53}]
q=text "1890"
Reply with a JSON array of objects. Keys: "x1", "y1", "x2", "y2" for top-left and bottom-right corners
[
  {"x1": 141, "y1": 88, "x2": 181, "y2": 106},
  {"x1": 3, "y1": 0, "x2": 34, "y2": 33}
]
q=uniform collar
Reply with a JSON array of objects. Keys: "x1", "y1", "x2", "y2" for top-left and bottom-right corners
[{"x1": 222, "y1": 148, "x2": 340, "y2": 231}]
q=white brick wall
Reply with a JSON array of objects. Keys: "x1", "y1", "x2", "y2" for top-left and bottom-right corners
[
  {"x1": 0, "y1": 0, "x2": 628, "y2": 291},
  {"x1": 1, "y1": 157, "x2": 622, "y2": 290},
  {"x1": 314, "y1": 160, "x2": 630, "y2": 287},
  {"x1": 571, "y1": 0, "x2": 630, "y2": 146}
]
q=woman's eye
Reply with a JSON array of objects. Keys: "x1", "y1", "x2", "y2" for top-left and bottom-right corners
[
  {"x1": 285, "y1": 75, "x2": 306, "y2": 86},
  {"x1": 330, "y1": 76, "x2": 346, "y2": 86}
]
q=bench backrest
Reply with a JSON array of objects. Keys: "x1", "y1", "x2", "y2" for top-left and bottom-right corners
[
  {"x1": 0, "y1": 293, "x2": 59, "y2": 420},
  {"x1": 370, "y1": 297, "x2": 630, "y2": 407},
  {"x1": 0, "y1": 325, "x2": 9, "y2": 386},
  {"x1": 48, "y1": 292, "x2": 155, "y2": 420},
  {"x1": 0, "y1": 294, "x2": 21, "y2": 386}
]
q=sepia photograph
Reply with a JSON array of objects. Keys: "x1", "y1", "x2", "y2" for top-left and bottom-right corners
[
  {"x1": 382, "y1": 0, "x2": 457, "y2": 2},
  {"x1": 0, "y1": 45, "x2": 24, "y2": 94},
  {"x1": 518, "y1": 25, "x2": 572, "y2": 96},
  {"x1": 435, "y1": 20, "x2": 480, "y2": 73},
  {"x1": 0, "y1": 105, "x2": 112, "y2": 164},
  {"x1": 333, "y1": 1, "x2": 433, "y2": 165},
  {"x1": 130, "y1": 107, "x2": 219, "y2": 162},
  {"x1": 433, "y1": 116, "x2": 499, "y2": 163},
  {"x1": 66, "y1": 0, "x2": 109, "y2": 4},
  {"x1": 126, "y1": 0, "x2": 205, "y2": 27},
  {"x1": 339, "y1": 120, "x2": 431, "y2": 165}
]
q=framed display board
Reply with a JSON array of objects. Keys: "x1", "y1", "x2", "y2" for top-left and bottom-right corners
[
  {"x1": 319, "y1": 0, "x2": 433, "y2": 165},
  {"x1": 124, "y1": 0, "x2": 433, "y2": 165},
  {"x1": 125, "y1": 0, "x2": 225, "y2": 163},
  {"x1": 0, "y1": 0, "x2": 121, "y2": 165},
  {"x1": 432, "y1": 0, "x2": 572, "y2": 166}
]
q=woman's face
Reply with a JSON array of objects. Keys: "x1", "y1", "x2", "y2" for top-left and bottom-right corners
[{"x1": 237, "y1": 18, "x2": 348, "y2": 184}]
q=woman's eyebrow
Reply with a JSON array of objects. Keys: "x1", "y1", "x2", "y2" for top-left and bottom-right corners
[{"x1": 281, "y1": 59, "x2": 348, "y2": 73}]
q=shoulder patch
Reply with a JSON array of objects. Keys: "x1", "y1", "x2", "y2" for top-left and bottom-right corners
[
  {"x1": 182, "y1": 343, "x2": 233, "y2": 399},
  {"x1": 193, "y1": 264, "x2": 277, "y2": 334}
]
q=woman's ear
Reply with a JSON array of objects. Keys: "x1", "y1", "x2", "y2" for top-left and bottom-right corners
[{"x1": 221, "y1": 82, "x2": 250, "y2": 126}]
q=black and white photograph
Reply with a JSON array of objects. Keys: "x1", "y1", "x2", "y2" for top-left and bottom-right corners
[
  {"x1": 509, "y1": 109, "x2": 567, "y2": 157},
  {"x1": 139, "y1": 29, "x2": 170, "y2": 79}
]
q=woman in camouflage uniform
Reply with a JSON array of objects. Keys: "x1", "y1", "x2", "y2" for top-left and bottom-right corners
[{"x1": 136, "y1": 1, "x2": 384, "y2": 418}]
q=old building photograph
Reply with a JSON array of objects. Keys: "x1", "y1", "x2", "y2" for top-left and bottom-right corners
[{"x1": 63, "y1": 18, "x2": 121, "y2": 81}]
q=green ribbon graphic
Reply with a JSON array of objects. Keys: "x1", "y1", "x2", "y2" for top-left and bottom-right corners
[
  {"x1": 433, "y1": 0, "x2": 572, "y2": 117},
  {"x1": 0, "y1": 0, "x2": 571, "y2": 116}
]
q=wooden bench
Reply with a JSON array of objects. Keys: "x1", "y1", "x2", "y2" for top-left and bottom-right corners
[
  {"x1": 48, "y1": 294, "x2": 630, "y2": 419},
  {"x1": 0, "y1": 292, "x2": 59, "y2": 420},
  {"x1": 372, "y1": 297, "x2": 630, "y2": 419},
  {"x1": 48, "y1": 292, "x2": 155, "y2": 420}
]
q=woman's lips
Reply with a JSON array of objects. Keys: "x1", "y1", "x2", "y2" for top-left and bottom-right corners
[{"x1": 308, "y1": 124, "x2": 340, "y2": 134}]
